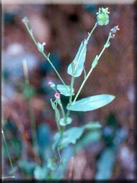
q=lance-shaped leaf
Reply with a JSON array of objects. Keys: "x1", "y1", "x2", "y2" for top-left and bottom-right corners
[
  {"x1": 67, "y1": 39, "x2": 88, "y2": 77},
  {"x1": 57, "y1": 84, "x2": 74, "y2": 96},
  {"x1": 67, "y1": 94, "x2": 115, "y2": 112}
]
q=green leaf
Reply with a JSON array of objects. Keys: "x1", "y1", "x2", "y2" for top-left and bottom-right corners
[
  {"x1": 57, "y1": 84, "x2": 74, "y2": 96},
  {"x1": 91, "y1": 55, "x2": 99, "y2": 69},
  {"x1": 67, "y1": 94, "x2": 115, "y2": 112},
  {"x1": 53, "y1": 127, "x2": 84, "y2": 150},
  {"x1": 67, "y1": 39, "x2": 88, "y2": 77},
  {"x1": 53, "y1": 121, "x2": 101, "y2": 149},
  {"x1": 60, "y1": 127, "x2": 84, "y2": 147},
  {"x1": 59, "y1": 117, "x2": 72, "y2": 126}
]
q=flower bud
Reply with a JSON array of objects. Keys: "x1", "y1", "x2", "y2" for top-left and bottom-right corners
[
  {"x1": 96, "y1": 7, "x2": 110, "y2": 26},
  {"x1": 54, "y1": 92, "x2": 60, "y2": 99},
  {"x1": 110, "y1": 25, "x2": 120, "y2": 38},
  {"x1": 48, "y1": 81, "x2": 55, "y2": 88}
]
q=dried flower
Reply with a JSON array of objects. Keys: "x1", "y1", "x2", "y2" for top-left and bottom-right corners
[
  {"x1": 110, "y1": 25, "x2": 120, "y2": 38},
  {"x1": 96, "y1": 7, "x2": 110, "y2": 26}
]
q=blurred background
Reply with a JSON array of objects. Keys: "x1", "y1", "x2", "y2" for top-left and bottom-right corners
[{"x1": 2, "y1": 3, "x2": 135, "y2": 180}]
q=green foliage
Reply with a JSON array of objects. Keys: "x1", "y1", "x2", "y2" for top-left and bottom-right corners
[
  {"x1": 75, "y1": 130, "x2": 102, "y2": 153},
  {"x1": 54, "y1": 127, "x2": 84, "y2": 149},
  {"x1": 52, "y1": 147, "x2": 74, "y2": 179},
  {"x1": 67, "y1": 94, "x2": 115, "y2": 112},
  {"x1": 59, "y1": 117, "x2": 72, "y2": 126},
  {"x1": 53, "y1": 122, "x2": 102, "y2": 150},
  {"x1": 67, "y1": 39, "x2": 88, "y2": 77},
  {"x1": 91, "y1": 55, "x2": 99, "y2": 69},
  {"x1": 19, "y1": 6, "x2": 119, "y2": 180},
  {"x1": 57, "y1": 84, "x2": 74, "y2": 96}
]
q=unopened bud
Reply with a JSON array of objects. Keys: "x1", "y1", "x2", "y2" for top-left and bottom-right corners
[{"x1": 54, "y1": 92, "x2": 60, "y2": 99}]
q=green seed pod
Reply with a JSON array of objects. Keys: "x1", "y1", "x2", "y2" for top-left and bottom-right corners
[{"x1": 96, "y1": 7, "x2": 110, "y2": 26}]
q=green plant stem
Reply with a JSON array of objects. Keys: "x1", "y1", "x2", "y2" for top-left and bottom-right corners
[
  {"x1": 56, "y1": 119, "x2": 61, "y2": 132},
  {"x1": 66, "y1": 22, "x2": 98, "y2": 118},
  {"x1": 56, "y1": 99, "x2": 65, "y2": 134},
  {"x1": 87, "y1": 22, "x2": 98, "y2": 42},
  {"x1": 69, "y1": 77, "x2": 75, "y2": 104},
  {"x1": 23, "y1": 22, "x2": 67, "y2": 90},
  {"x1": 66, "y1": 77, "x2": 75, "y2": 119},
  {"x1": 73, "y1": 33, "x2": 112, "y2": 103},
  {"x1": 58, "y1": 100, "x2": 65, "y2": 119},
  {"x1": 2, "y1": 130, "x2": 14, "y2": 173},
  {"x1": 83, "y1": 67, "x2": 87, "y2": 79}
]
